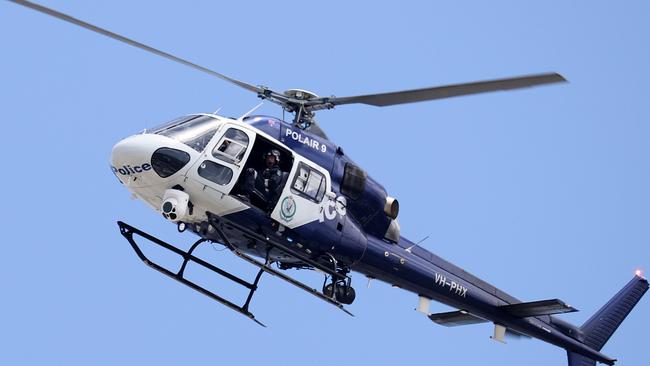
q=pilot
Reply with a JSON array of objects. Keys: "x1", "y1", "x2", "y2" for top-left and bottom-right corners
[
  {"x1": 261, "y1": 149, "x2": 282, "y2": 190},
  {"x1": 240, "y1": 149, "x2": 283, "y2": 211},
  {"x1": 260, "y1": 149, "x2": 282, "y2": 209}
]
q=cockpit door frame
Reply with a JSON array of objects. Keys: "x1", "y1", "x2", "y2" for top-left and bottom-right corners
[{"x1": 188, "y1": 123, "x2": 256, "y2": 195}]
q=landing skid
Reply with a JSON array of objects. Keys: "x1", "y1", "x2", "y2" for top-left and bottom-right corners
[{"x1": 117, "y1": 221, "x2": 353, "y2": 327}]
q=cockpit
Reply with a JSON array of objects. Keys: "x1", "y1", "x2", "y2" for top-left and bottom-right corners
[
  {"x1": 148, "y1": 114, "x2": 294, "y2": 212},
  {"x1": 112, "y1": 113, "x2": 333, "y2": 233}
]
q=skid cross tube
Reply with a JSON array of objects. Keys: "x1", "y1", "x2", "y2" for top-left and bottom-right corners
[
  {"x1": 206, "y1": 213, "x2": 348, "y2": 281},
  {"x1": 210, "y1": 224, "x2": 354, "y2": 316},
  {"x1": 117, "y1": 221, "x2": 266, "y2": 327}
]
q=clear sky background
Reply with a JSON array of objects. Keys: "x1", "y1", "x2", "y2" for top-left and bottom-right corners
[{"x1": 1, "y1": 1, "x2": 648, "y2": 365}]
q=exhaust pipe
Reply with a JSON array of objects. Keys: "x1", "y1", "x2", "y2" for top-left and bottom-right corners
[{"x1": 384, "y1": 196, "x2": 399, "y2": 219}]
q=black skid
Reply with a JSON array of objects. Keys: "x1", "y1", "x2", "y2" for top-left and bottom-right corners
[{"x1": 117, "y1": 221, "x2": 352, "y2": 327}]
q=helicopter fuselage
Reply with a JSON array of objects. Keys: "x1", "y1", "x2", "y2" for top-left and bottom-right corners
[
  {"x1": 11, "y1": 1, "x2": 646, "y2": 364},
  {"x1": 110, "y1": 113, "x2": 622, "y2": 364}
]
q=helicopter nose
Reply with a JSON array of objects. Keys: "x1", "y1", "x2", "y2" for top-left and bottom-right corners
[
  {"x1": 110, "y1": 134, "x2": 192, "y2": 187},
  {"x1": 111, "y1": 134, "x2": 159, "y2": 187}
]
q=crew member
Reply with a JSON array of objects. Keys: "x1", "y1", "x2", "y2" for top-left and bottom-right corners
[
  {"x1": 241, "y1": 149, "x2": 283, "y2": 211},
  {"x1": 258, "y1": 149, "x2": 283, "y2": 206}
]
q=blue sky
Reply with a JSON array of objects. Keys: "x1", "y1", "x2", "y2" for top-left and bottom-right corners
[{"x1": 1, "y1": 1, "x2": 648, "y2": 365}]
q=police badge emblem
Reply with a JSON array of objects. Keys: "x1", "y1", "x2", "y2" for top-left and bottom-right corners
[{"x1": 280, "y1": 196, "x2": 297, "y2": 222}]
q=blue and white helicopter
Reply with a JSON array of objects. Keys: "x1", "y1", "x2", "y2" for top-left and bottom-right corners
[{"x1": 12, "y1": 2, "x2": 647, "y2": 366}]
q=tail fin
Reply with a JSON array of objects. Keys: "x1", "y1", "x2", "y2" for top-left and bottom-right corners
[
  {"x1": 581, "y1": 274, "x2": 648, "y2": 351},
  {"x1": 567, "y1": 274, "x2": 648, "y2": 366}
]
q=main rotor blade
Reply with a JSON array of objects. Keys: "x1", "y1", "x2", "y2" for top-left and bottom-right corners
[
  {"x1": 325, "y1": 73, "x2": 567, "y2": 107},
  {"x1": 9, "y1": 0, "x2": 263, "y2": 94}
]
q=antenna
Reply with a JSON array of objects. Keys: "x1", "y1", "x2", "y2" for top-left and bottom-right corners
[
  {"x1": 405, "y1": 235, "x2": 429, "y2": 253},
  {"x1": 237, "y1": 102, "x2": 264, "y2": 121}
]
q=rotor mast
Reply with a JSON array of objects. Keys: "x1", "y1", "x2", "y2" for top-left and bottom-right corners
[{"x1": 280, "y1": 89, "x2": 323, "y2": 130}]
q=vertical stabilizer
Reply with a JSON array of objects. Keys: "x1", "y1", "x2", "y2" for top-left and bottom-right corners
[
  {"x1": 567, "y1": 274, "x2": 648, "y2": 366},
  {"x1": 580, "y1": 275, "x2": 648, "y2": 351}
]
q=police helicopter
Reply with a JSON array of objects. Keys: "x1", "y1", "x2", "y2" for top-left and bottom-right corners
[{"x1": 11, "y1": 1, "x2": 647, "y2": 366}]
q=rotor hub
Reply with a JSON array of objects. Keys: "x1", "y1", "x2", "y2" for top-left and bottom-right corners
[{"x1": 283, "y1": 89, "x2": 320, "y2": 101}]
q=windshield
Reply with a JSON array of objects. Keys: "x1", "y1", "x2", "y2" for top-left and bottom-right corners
[
  {"x1": 148, "y1": 115, "x2": 195, "y2": 134},
  {"x1": 154, "y1": 115, "x2": 222, "y2": 152}
]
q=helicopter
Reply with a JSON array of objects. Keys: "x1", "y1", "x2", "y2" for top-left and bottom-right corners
[{"x1": 10, "y1": 1, "x2": 647, "y2": 366}]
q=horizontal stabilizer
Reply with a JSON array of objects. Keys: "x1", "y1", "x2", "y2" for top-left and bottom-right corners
[
  {"x1": 567, "y1": 351, "x2": 596, "y2": 366},
  {"x1": 506, "y1": 328, "x2": 532, "y2": 339},
  {"x1": 501, "y1": 299, "x2": 577, "y2": 317},
  {"x1": 428, "y1": 311, "x2": 488, "y2": 327}
]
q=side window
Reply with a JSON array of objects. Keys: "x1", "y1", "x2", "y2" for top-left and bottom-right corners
[
  {"x1": 212, "y1": 128, "x2": 249, "y2": 164},
  {"x1": 341, "y1": 163, "x2": 366, "y2": 200},
  {"x1": 291, "y1": 163, "x2": 326, "y2": 202},
  {"x1": 198, "y1": 160, "x2": 233, "y2": 185}
]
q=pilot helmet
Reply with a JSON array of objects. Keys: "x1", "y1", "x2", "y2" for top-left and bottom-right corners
[{"x1": 264, "y1": 149, "x2": 281, "y2": 164}]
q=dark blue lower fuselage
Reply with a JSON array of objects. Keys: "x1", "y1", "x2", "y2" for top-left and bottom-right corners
[{"x1": 216, "y1": 205, "x2": 613, "y2": 364}]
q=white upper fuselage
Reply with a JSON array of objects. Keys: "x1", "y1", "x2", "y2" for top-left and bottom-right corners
[{"x1": 110, "y1": 114, "x2": 338, "y2": 231}]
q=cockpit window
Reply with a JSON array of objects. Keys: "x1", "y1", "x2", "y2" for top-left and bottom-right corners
[
  {"x1": 155, "y1": 115, "x2": 221, "y2": 152},
  {"x1": 198, "y1": 160, "x2": 233, "y2": 185},
  {"x1": 212, "y1": 128, "x2": 249, "y2": 164}
]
